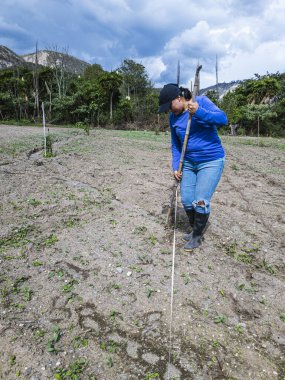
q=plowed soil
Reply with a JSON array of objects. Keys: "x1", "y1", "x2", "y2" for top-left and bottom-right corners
[{"x1": 0, "y1": 125, "x2": 285, "y2": 380}]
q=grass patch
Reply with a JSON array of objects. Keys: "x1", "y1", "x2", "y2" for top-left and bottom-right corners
[
  {"x1": 113, "y1": 129, "x2": 167, "y2": 142},
  {"x1": 0, "y1": 226, "x2": 35, "y2": 253},
  {"x1": 54, "y1": 358, "x2": 88, "y2": 379},
  {"x1": 221, "y1": 136, "x2": 285, "y2": 150},
  {"x1": 224, "y1": 240, "x2": 259, "y2": 265}
]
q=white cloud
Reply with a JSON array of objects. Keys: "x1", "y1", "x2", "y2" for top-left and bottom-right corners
[
  {"x1": 221, "y1": 37, "x2": 285, "y2": 82},
  {"x1": 0, "y1": 0, "x2": 284, "y2": 88},
  {"x1": 139, "y1": 56, "x2": 167, "y2": 82}
]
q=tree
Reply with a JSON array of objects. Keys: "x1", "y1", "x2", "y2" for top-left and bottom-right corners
[
  {"x1": 235, "y1": 75, "x2": 280, "y2": 104},
  {"x1": 46, "y1": 45, "x2": 72, "y2": 98},
  {"x1": 84, "y1": 64, "x2": 104, "y2": 81},
  {"x1": 98, "y1": 71, "x2": 122, "y2": 120},
  {"x1": 118, "y1": 59, "x2": 150, "y2": 98},
  {"x1": 204, "y1": 89, "x2": 219, "y2": 105},
  {"x1": 240, "y1": 104, "x2": 277, "y2": 136}
]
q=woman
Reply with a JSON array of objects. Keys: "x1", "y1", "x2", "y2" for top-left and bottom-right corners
[{"x1": 159, "y1": 83, "x2": 227, "y2": 251}]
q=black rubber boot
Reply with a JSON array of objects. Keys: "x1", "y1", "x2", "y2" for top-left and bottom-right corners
[
  {"x1": 182, "y1": 209, "x2": 195, "y2": 241},
  {"x1": 184, "y1": 212, "x2": 210, "y2": 251}
]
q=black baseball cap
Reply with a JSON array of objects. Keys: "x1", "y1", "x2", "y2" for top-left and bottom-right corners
[{"x1": 158, "y1": 83, "x2": 180, "y2": 113}]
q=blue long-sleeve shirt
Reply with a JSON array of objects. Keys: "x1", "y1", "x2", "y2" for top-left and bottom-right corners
[{"x1": 170, "y1": 95, "x2": 228, "y2": 171}]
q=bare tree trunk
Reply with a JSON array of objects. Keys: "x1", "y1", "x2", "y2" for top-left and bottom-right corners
[
  {"x1": 110, "y1": 92, "x2": 113, "y2": 120},
  {"x1": 33, "y1": 42, "x2": 40, "y2": 118},
  {"x1": 45, "y1": 81, "x2": 52, "y2": 121},
  {"x1": 257, "y1": 116, "x2": 260, "y2": 146},
  {"x1": 46, "y1": 45, "x2": 69, "y2": 98}
]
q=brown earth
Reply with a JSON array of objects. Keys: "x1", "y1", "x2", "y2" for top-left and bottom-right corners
[{"x1": 0, "y1": 125, "x2": 285, "y2": 380}]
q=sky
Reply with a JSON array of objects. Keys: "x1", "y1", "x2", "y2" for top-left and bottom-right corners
[{"x1": 1, "y1": 0, "x2": 285, "y2": 89}]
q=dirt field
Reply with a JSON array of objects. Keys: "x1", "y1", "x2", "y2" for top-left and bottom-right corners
[{"x1": 0, "y1": 124, "x2": 285, "y2": 380}]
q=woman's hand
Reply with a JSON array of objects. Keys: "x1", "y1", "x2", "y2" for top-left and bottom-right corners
[
  {"x1": 173, "y1": 171, "x2": 182, "y2": 181},
  {"x1": 187, "y1": 100, "x2": 199, "y2": 114}
]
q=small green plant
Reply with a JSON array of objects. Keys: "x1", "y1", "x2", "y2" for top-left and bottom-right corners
[
  {"x1": 212, "y1": 340, "x2": 220, "y2": 348},
  {"x1": 54, "y1": 358, "x2": 88, "y2": 379},
  {"x1": 237, "y1": 283, "x2": 245, "y2": 290},
  {"x1": 27, "y1": 198, "x2": 42, "y2": 207},
  {"x1": 181, "y1": 273, "x2": 190, "y2": 285},
  {"x1": 145, "y1": 373, "x2": 159, "y2": 379},
  {"x1": 138, "y1": 254, "x2": 152, "y2": 263},
  {"x1": 235, "y1": 253, "x2": 252, "y2": 264},
  {"x1": 32, "y1": 260, "x2": 44, "y2": 267},
  {"x1": 109, "y1": 283, "x2": 121, "y2": 290},
  {"x1": 49, "y1": 269, "x2": 65, "y2": 278},
  {"x1": 43, "y1": 234, "x2": 58, "y2": 247},
  {"x1": 134, "y1": 226, "x2": 147, "y2": 234},
  {"x1": 10, "y1": 355, "x2": 16, "y2": 366},
  {"x1": 43, "y1": 134, "x2": 55, "y2": 158},
  {"x1": 219, "y1": 289, "x2": 225, "y2": 297},
  {"x1": 100, "y1": 340, "x2": 120, "y2": 353},
  {"x1": 225, "y1": 241, "x2": 237, "y2": 255},
  {"x1": 203, "y1": 309, "x2": 209, "y2": 317},
  {"x1": 241, "y1": 243, "x2": 259, "y2": 253},
  {"x1": 1, "y1": 285, "x2": 9, "y2": 306},
  {"x1": 214, "y1": 315, "x2": 227, "y2": 324},
  {"x1": 66, "y1": 218, "x2": 77, "y2": 228},
  {"x1": 13, "y1": 303, "x2": 25, "y2": 310},
  {"x1": 133, "y1": 318, "x2": 139, "y2": 326},
  {"x1": 11, "y1": 276, "x2": 29, "y2": 294},
  {"x1": 259, "y1": 295, "x2": 267, "y2": 305},
  {"x1": 109, "y1": 310, "x2": 123, "y2": 323},
  {"x1": 47, "y1": 326, "x2": 61, "y2": 354},
  {"x1": 72, "y1": 336, "x2": 89, "y2": 349},
  {"x1": 230, "y1": 164, "x2": 239, "y2": 171},
  {"x1": 280, "y1": 314, "x2": 285, "y2": 323},
  {"x1": 106, "y1": 356, "x2": 113, "y2": 368},
  {"x1": 260, "y1": 259, "x2": 276, "y2": 274},
  {"x1": 0, "y1": 226, "x2": 33, "y2": 252},
  {"x1": 234, "y1": 323, "x2": 244, "y2": 334},
  {"x1": 61, "y1": 279, "x2": 79, "y2": 293},
  {"x1": 23, "y1": 287, "x2": 33, "y2": 301},
  {"x1": 146, "y1": 287, "x2": 156, "y2": 298},
  {"x1": 75, "y1": 121, "x2": 90, "y2": 135},
  {"x1": 35, "y1": 329, "x2": 45, "y2": 338},
  {"x1": 129, "y1": 264, "x2": 143, "y2": 273},
  {"x1": 148, "y1": 234, "x2": 157, "y2": 245}
]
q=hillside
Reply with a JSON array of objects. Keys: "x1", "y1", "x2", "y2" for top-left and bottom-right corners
[
  {"x1": 0, "y1": 45, "x2": 27, "y2": 69},
  {"x1": 0, "y1": 45, "x2": 90, "y2": 74},
  {"x1": 22, "y1": 49, "x2": 90, "y2": 74},
  {"x1": 200, "y1": 80, "x2": 243, "y2": 97}
]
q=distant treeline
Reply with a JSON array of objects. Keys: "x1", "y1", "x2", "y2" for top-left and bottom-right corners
[
  {"x1": 0, "y1": 59, "x2": 160, "y2": 130},
  {"x1": 0, "y1": 60, "x2": 284, "y2": 136},
  {"x1": 209, "y1": 72, "x2": 285, "y2": 137}
]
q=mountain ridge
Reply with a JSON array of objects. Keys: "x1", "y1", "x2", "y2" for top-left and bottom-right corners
[
  {"x1": 0, "y1": 45, "x2": 90, "y2": 74},
  {"x1": 0, "y1": 45, "x2": 242, "y2": 94}
]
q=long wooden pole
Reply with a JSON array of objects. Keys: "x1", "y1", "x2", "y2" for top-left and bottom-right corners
[
  {"x1": 166, "y1": 64, "x2": 202, "y2": 226},
  {"x1": 42, "y1": 102, "x2": 47, "y2": 157}
]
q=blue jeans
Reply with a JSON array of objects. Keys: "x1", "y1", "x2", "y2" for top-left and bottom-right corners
[{"x1": 180, "y1": 157, "x2": 225, "y2": 214}]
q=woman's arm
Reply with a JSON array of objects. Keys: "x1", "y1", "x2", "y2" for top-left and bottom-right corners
[{"x1": 193, "y1": 96, "x2": 228, "y2": 126}]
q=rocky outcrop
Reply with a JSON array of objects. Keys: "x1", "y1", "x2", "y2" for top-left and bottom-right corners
[
  {"x1": 0, "y1": 45, "x2": 26, "y2": 69},
  {"x1": 200, "y1": 80, "x2": 243, "y2": 98},
  {"x1": 0, "y1": 45, "x2": 90, "y2": 74},
  {"x1": 21, "y1": 49, "x2": 90, "y2": 74}
]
